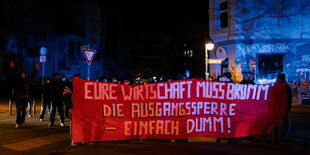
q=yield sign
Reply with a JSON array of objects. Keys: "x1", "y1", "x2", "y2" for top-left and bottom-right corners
[{"x1": 82, "y1": 49, "x2": 96, "y2": 65}]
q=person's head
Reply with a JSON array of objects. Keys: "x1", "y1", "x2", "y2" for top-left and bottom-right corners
[
  {"x1": 217, "y1": 75, "x2": 223, "y2": 81},
  {"x1": 123, "y1": 80, "x2": 129, "y2": 85},
  {"x1": 276, "y1": 73, "x2": 286, "y2": 83},
  {"x1": 53, "y1": 73, "x2": 60, "y2": 80},
  {"x1": 153, "y1": 76, "x2": 157, "y2": 83},
  {"x1": 221, "y1": 72, "x2": 232, "y2": 82},
  {"x1": 112, "y1": 77, "x2": 118, "y2": 83},
  {"x1": 45, "y1": 77, "x2": 51, "y2": 84},
  {"x1": 61, "y1": 75, "x2": 67, "y2": 82},
  {"x1": 177, "y1": 74, "x2": 185, "y2": 80},
  {"x1": 185, "y1": 70, "x2": 190, "y2": 79},
  {"x1": 20, "y1": 71, "x2": 26, "y2": 79},
  {"x1": 224, "y1": 72, "x2": 232, "y2": 80},
  {"x1": 149, "y1": 77, "x2": 153, "y2": 83},
  {"x1": 244, "y1": 72, "x2": 253, "y2": 81}
]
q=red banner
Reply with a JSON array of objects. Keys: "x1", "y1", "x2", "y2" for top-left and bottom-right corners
[{"x1": 72, "y1": 79, "x2": 287, "y2": 143}]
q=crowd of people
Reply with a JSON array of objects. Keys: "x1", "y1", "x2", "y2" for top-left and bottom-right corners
[
  {"x1": 38, "y1": 73, "x2": 80, "y2": 127},
  {"x1": 8, "y1": 64, "x2": 78, "y2": 129},
  {"x1": 8, "y1": 68, "x2": 291, "y2": 145}
]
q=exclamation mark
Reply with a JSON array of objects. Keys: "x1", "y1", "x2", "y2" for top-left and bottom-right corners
[{"x1": 227, "y1": 118, "x2": 231, "y2": 134}]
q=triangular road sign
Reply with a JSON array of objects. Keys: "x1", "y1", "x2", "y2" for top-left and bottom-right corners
[{"x1": 82, "y1": 49, "x2": 96, "y2": 65}]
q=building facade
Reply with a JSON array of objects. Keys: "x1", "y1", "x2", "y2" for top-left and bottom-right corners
[
  {"x1": 209, "y1": 0, "x2": 310, "y2": 103},
  {"x1": 209, "y1": 0, "x2": 310, "y2": 81}
]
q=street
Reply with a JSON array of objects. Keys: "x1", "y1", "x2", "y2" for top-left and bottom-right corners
[{"x1": 0, "y1": 98, "x2": 309, "y2": 155}]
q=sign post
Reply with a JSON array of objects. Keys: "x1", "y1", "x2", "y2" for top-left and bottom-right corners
[
  {"x1": 39, "y1": 47, "x2": 47, "y2": 84},
  {"x1": 82, "y1": 49, "x2": 96, "y2": 80},
  {"x1": 39, "y1": 47, "x2": 47, "y2": 117}
]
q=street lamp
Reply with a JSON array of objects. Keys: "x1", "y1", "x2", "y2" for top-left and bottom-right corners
[{"x1": 205, "y1": 38, "x2": 214, "y2": 80}]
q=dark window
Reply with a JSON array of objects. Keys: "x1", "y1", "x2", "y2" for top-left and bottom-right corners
[
  {"x1": 68, "y1": 41, "x2": 75, "y2": 58},
  {"x1": 76, "y1": 42, "x2": 80, "y2": 58},
  {"x1": 257, "y1": 54, "x2": 283, "y2": 77},
  {"x1": 220, "y1": 12, "x2": 228, "y2": 28},
  {"x1": 218, "y1": 0, "x2": 228, "y2": 29},
  {"x1": 219, "y1": 1, "x2": 228, "y2": 10}
]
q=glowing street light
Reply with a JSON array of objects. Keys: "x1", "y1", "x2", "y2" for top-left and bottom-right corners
[{"x1": 205, "y1": 38, "x2": 214, "y2": 80}]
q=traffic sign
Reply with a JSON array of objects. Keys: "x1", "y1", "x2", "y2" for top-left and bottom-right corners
[
  {"x1": 82, "y1": 49, "x2": 96, "y2": 65},
  {"x1": 39, "y1": 47, "x2": 47, "y2": 56},
  {"x1": 40, "y1": 56, "x2": 46, "y2": 62}
]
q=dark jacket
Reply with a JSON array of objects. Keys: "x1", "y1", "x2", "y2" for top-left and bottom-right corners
[
  {"x1": 51, "y1": 79, "x2": 64, "y2": 100},
  {"x1": 42, "y1": 82, "x2": 52, "y2": 99},
  {"x1": 13, "y1": 70, "x2": 38, "y2": 97}
]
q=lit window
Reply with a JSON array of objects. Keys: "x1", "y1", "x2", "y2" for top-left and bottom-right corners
[
  {"x1": 189, "y1": 50, "x2": 193, "y2": 57},
  {"x1": 183, "y1": 50, "x2": 194, "y2": 57}
]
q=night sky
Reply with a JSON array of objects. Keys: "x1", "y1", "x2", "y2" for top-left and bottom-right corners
[
  {"x1": 105, "y1": 1, "x2": 209, "y2": 29},
  {"x1": 0, "y1": 0, "x2": 209, "y2": 33},
  {"x1": 0, "y1": 0, "x2": 210, "y2": 81}
]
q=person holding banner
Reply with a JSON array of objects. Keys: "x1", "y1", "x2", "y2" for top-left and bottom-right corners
[
  {"x1": 68, "y1": 74, "x2": 80, "y2": 115},
  {"x1": 63, "y1": 81, "x2": 72, "y2": 119},
  {"x1": 62, "y1": 75, "x2": 71, "y2": 119},
  {"x1": 240, "y1": 72, "x2": 255, "y2": 84},
  {"x1": 170, "y1": 70, "x2": 193, "y2": 143},
  {"x1": 221, "y1": 72, "x2": 233, "y2": 83},
  {"x1": 217, "y1": 72, "x2": 233, "y2": 143},
  {"x1": 273, "y1": 73, "x2": 292, "y2": 144}
]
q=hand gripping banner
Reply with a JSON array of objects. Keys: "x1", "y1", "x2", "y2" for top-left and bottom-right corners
[{"x1": 71, "y1": 79, "x2": 287, "y2": 143}]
